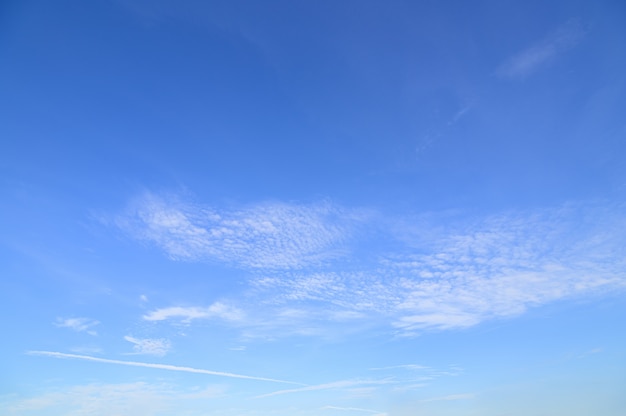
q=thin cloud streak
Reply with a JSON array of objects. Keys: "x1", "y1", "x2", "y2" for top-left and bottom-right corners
[
  {"x1": 255, "y1": 379, "x2": 394, "y2": 399},
  {"x1": 497, "y1": 19, "x2": 585, "y2": 79},
  {"x1": 27, "y1": 351, "x2": 304, "y2": 385},
  {"x1": 4, "y1": 381, "x2": 226, "y2": 415},
  {"x1": 54, "y1": 317, "x2": 99, "y2": 335},
  {"x1": 5, "y1": 382, "x2": 172, "y2": 415}
]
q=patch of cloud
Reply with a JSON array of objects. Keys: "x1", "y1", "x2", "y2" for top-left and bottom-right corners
[
  {"x1": 4, "y1": 382, "x2": 170, "y2": 416},
  {"x1": 255, "y1": 378, "x2": 394, "y2": 399},
  {"x1": 230, "y1": 304, "x2": 379, "y2": 342},
  {"x1": 124, "y1": 335, "x2": 171, "y2": 356},
  {"x1": 113, "y1": 192, "x2": 625, "y2": 337},
  {"x1": 247, "y1": 362, "x2": 458, "y2": 402},
  {"x1": 369, "y1": 364, "x2": 461, "y2": 390},
  {"x1": 3, "y1": 381, "x2": 226, "y2": 416},
  {"x1": 247, "y1": 202, "x2": 626, "y2": 335},
  {"x1": 21, "y1": 354, "x2": 463, "y2": 414},
  {"x1": 497, "y1": 19, "x2": 586, "y2": 79},
  {"x1": 115, "y1": 191, "x2": 364, "y2": 269},
  {"x1": 143, "y1": 302, "x2": 244, "y2": 323},
  {"x1": 54, "y1": 317, "x2": 99, "y2": 336}
]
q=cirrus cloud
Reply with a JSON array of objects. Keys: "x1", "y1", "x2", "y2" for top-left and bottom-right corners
[{"x1": 114, "y1": 192, "x2": 366, "y2": 270}]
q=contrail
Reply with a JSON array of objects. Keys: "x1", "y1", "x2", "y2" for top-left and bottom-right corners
[{"x1": 28, "y1": 351, "x2": 304, "y2": 385}]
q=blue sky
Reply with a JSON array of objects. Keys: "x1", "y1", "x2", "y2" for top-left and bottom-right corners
[{"x1": 1, "y1": 0, "x2": 625, "y2": 415}]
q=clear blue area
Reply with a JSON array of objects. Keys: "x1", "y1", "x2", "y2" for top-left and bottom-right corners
[{"x1": 1, "y1": 1, "x2": 625, "y2": 415}]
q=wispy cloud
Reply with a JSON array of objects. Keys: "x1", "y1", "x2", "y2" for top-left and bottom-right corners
[
  {"x1": 54, "y1": 317, "x2": 99, "y2": 336},
  {"x1": 143, "y1": 302, "x2": 244, "y2": 323},
  {"x1": 368, "y1": 364, "x2": 461, "y2": 391},
  {"x1": 113, "y1": 192, "x2": 626, "y2": 337},
  {"x1": 114, "y1": 192, "x2": 364, "y2": 269},
  {"x1": 248, "y1": 202, "x2": 626, "y2": 335},
  {"x1": 28, "y1": 351, "x2": 305, "y2": 385},
  {"x1": 4, "y1": 382, "x2": 172, "y2": 415},
  {"x1": 417, "y1": 103, "x2": 473, "y2": 155},
  {"x1": 255, "y1": 379, "x2": 393, "y2": 399},
  {"x1": 575, "y1": 347, "x2": 603, "y2": 359},
  {"x1": 124, "y1": 336, "x2": 171, "y2": 356},
  {"x1": 3, "y1": 381, "x2": 226, "y2": 416},
  {"x1": 497, "y1": 19, "x2": 585, "y2": 79}
]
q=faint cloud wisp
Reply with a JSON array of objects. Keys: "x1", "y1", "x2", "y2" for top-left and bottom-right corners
[
  {"x1": 143, "y1": 302, "x2": 244, "y2": 323},
  {"x1": 54, "y1": 317, "x2": 100, "y2": 336},
  {"x1": 497, "y1": 19, "x2": 586, "y2": 79},
  {"x1": 124, "y1": 335, "x2": 171, "y2": 357}
]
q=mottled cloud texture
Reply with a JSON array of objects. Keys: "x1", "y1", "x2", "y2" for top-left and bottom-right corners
[{"x1": 116, "y1": 193, "x2": 626, "y2": 336}]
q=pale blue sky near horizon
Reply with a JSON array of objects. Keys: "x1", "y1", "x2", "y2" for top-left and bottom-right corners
[{"x1": 1, "y1": 1, "x2": 626, "y2": 415}]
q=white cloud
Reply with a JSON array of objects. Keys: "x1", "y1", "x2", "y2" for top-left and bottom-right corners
[
  {"x1": 4, "y1": 382, "x2": 170, "y2": 416},
  {"x1": 247, "y1": 202, "x2": 626, "y2": 335},
  {"x1": 54, "y1": 317, "x2": 99, "y2": 336},
  {"x1": 113, "y1": 192, "x2": 626, "y2": 338},
  {"x1": 255, "y1": 379, "x2": 394, "y2": 399},
  {"x1": 28, "y1": 351, "x2": 304, "y2": 385},
  {"x1": 124, "y1": 335, "x2": 171, "y2": 356},
  {"x1": 143, "y1": 302, "x2": 244, "y2": 323},
  {"x1": 115, "y1": 192, "x2": 364, "y2": 269},
  {"x1": 497, "y1": 19, "x2": 585, "y2": 79},
  {"x1": 3, "y1": 381, "x2": 226, "y2": 416}
]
